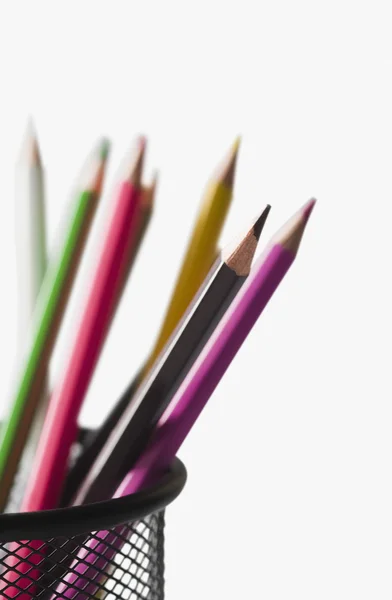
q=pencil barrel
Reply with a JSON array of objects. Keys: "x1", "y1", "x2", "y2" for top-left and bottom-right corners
[{"x1": 0, "y1": 457, "x2": 186, "y2": 600}]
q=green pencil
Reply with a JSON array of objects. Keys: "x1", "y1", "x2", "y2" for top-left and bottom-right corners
[{"x1": 0, "y1": 138, "x2": 110, "y2": 511}]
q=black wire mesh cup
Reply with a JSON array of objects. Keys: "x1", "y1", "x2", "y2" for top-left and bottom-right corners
[{"x1": 0, "y1": 457, "x2": 186, "y2": 600}]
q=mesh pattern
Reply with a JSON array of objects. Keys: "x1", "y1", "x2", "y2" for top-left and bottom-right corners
[{"x1": 0, "y1": 512, "x2": 165, "y2": 600}]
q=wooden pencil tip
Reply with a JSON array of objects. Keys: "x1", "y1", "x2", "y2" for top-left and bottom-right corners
[
  {"x1": 302, "y1": 197, "x2": 316, "y2": 224},
  {"x1": 142, "y1": 171, "x2": 158, "y2": 207},
  {"x1": 19, "y1": 117, "x2": 42, "y2": 166},
  {"x1": 223, "y1": 202, "x2": 269, "y2": 275},
  {"x1": 149, "y1": 170, "x2": 158, "y2": 195},
  {"x1": 253, "y1": 204, "x2": 271, "y2": 241},
  {"x1": 123, "y1": 136, "x2": 147, "y2": 185},
  {"x1": 274, "y1": 198, "x2": 317, "y2": 255},
  {"x1": 81, "y1": 138, "x2": 110, "y2": 195},
  {"x1": 232, "y1": 135, "x2": 241, "y2": 154},
  {"x1": 98, "y1": 137, "x2": 111, "y2": 161},
  {"x1": 138, "y1": 135, "x2": 147, "y2": 152},
  {"x1": 26, "y1": 115, "x2": 36, "y2": 138},
  {"x1": 216, "y1": 136, "x2": 241, "y2": 188}
]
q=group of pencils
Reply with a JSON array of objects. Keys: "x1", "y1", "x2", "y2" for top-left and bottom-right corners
[{"x1": 0, "y1": 122, "x2": 315, "y2": 599}]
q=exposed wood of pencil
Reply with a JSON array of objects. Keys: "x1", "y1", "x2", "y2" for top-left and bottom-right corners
[
  {"x1": 18, "y1": 118, "x2": 43, "y2": 167},
  {"x1": 142, "y1": 138, "x2": 240, "y2": 379},
  {"x1": 132, "y1": 175, "x2": 156, "y2": 258},
  {"x1": 0, "y1": 141, "x2": 109, "y2": 511},
  {"x1": 74, "y1": 204, "x2": 270, "y2": 505}
]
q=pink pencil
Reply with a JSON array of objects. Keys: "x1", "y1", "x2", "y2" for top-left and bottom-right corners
[
  {"x1": 21, "y1": 137, "x2": 146, "y2": 514},
  {"x1": 52, "y1": 198, "x2": 316, "y2": 600}
]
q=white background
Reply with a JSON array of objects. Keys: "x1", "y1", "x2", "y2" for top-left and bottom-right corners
[{"x1": 0, "y1": 1, "x2": 391, "y2": 598}]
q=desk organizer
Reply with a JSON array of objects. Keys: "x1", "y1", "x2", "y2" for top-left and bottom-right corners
[{"x1": 0, "y1": 457, "x2": 186, "y2": 599}]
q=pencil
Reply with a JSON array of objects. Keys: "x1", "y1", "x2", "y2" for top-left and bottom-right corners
[
  {"x1": 142, "y1": 138, "x2": 239, "y2": 378},
  {"x1": 6, "y1": 121, "x2": 48, "y2": 514},
  {"x1": 53, "y1": 199, "x2": 315, "y2": 600},
  {"x1": 73, "y1": 205, "x2": 271, "y2": 505},
  {"x1": 60, "y1": 178, "x2": 156, "y2": 506},
  {"x1": 21, "y1": 137, "x2": 146, "y2": 514},
  {"x1": 0, "y1": 139, "x2": 109, "y2": 511},
  {"x1": 15, "y1": 119, "x2": 47, "y2": 350}
]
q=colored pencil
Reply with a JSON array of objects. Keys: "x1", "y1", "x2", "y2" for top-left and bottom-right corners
[
  {"x1": 61, "y1": 142, "x2": 239, "y2": 505},
  {"x1": 21, "y1": 137, "x2": 146, "y2": 514},
  {"x1": 142, "y1": 138, "x2": 239, "y2": 379},
  {"x1": 73, "y1": 205, "x2": 271, "y2": 505},
  {"x1": 6, "y1": 122, "x2": 48, "y2": 514},
  {"x1": 0, "y1": 139, "x2": 109, "y2": 511},
  {"x1": 15, "y1": 119, "x2": 47, "y2": 350},
  {"x1": 52, "y1": 199, "x2": 315, "y2": 600},
  {"x1": 60, "y1": 179, "x2": 156, "y2": 506}
]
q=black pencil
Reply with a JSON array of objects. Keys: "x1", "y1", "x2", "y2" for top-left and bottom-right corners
[{"x1": 73, "y1": 204, "x2": 271, "y2": 505}]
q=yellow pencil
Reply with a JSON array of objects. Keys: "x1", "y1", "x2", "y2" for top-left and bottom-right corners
[{"x1": 143, "y1": 137, "x2": 240, "y2": 377}]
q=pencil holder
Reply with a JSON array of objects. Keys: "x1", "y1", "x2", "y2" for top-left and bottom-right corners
[{"x1": 0, "y1": 457, "x2": 186, "y2": 600}]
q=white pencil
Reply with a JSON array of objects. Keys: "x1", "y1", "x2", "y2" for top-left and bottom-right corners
[
  {"x1": 8, "y1": 120, "x2": 48, "y2": 511},
  {"x1": 15, "y1": 119, "x2": 47, "y2": 347}
]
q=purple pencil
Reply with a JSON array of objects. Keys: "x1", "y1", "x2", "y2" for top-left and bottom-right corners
[{"x1": 52, "y1": 198, "x2": 316, "y2": 600}]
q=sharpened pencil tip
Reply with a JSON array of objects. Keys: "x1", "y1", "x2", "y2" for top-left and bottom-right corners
[
  {"x1": 123, "y1": 136, "x2": 147, "y2": 185},
  {"x1": 274, "y1": 198, "x2": 316, "y2": 255},
  {"x1": 253, "y1": 204, "x2": 271, "y2": 241},
  {"x1": 19, "y1": 117, "x2": 42, "y2": 166},
  {"x1": 80, "y1": 138, "x2": 110, "y2": 195},
  {"x1": 98, "y1": 137, "x2": 111, "y2": 161},
  {"x1": 26, "y1": 115, "x2": 36, "y2": 137},
  {"x1": 149, "y1": 170, "x2": 158, "y2": 194},
  {"x1": 232, "y1": 135, "x2": 241, "y2": 154},
  {"x1": 142, "y1": 171, "x2": 158, "y2": 207},
  {"x1": 224, "y1": 202, "x2": 269, "y2": 275},
  {"x1": 302, "y1": 197, "x2": 316, "y2": 224},
  {"x1": 216, "y1": 136, "x2": 241, "y2": 188},
  {"x1": 138, "y1": 135, "x2": 147, "y2": 152}
]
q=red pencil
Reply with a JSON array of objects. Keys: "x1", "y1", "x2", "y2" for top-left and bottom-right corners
[{"x1": 21, "y1": 137, "x2": 146, "y2": 513}]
